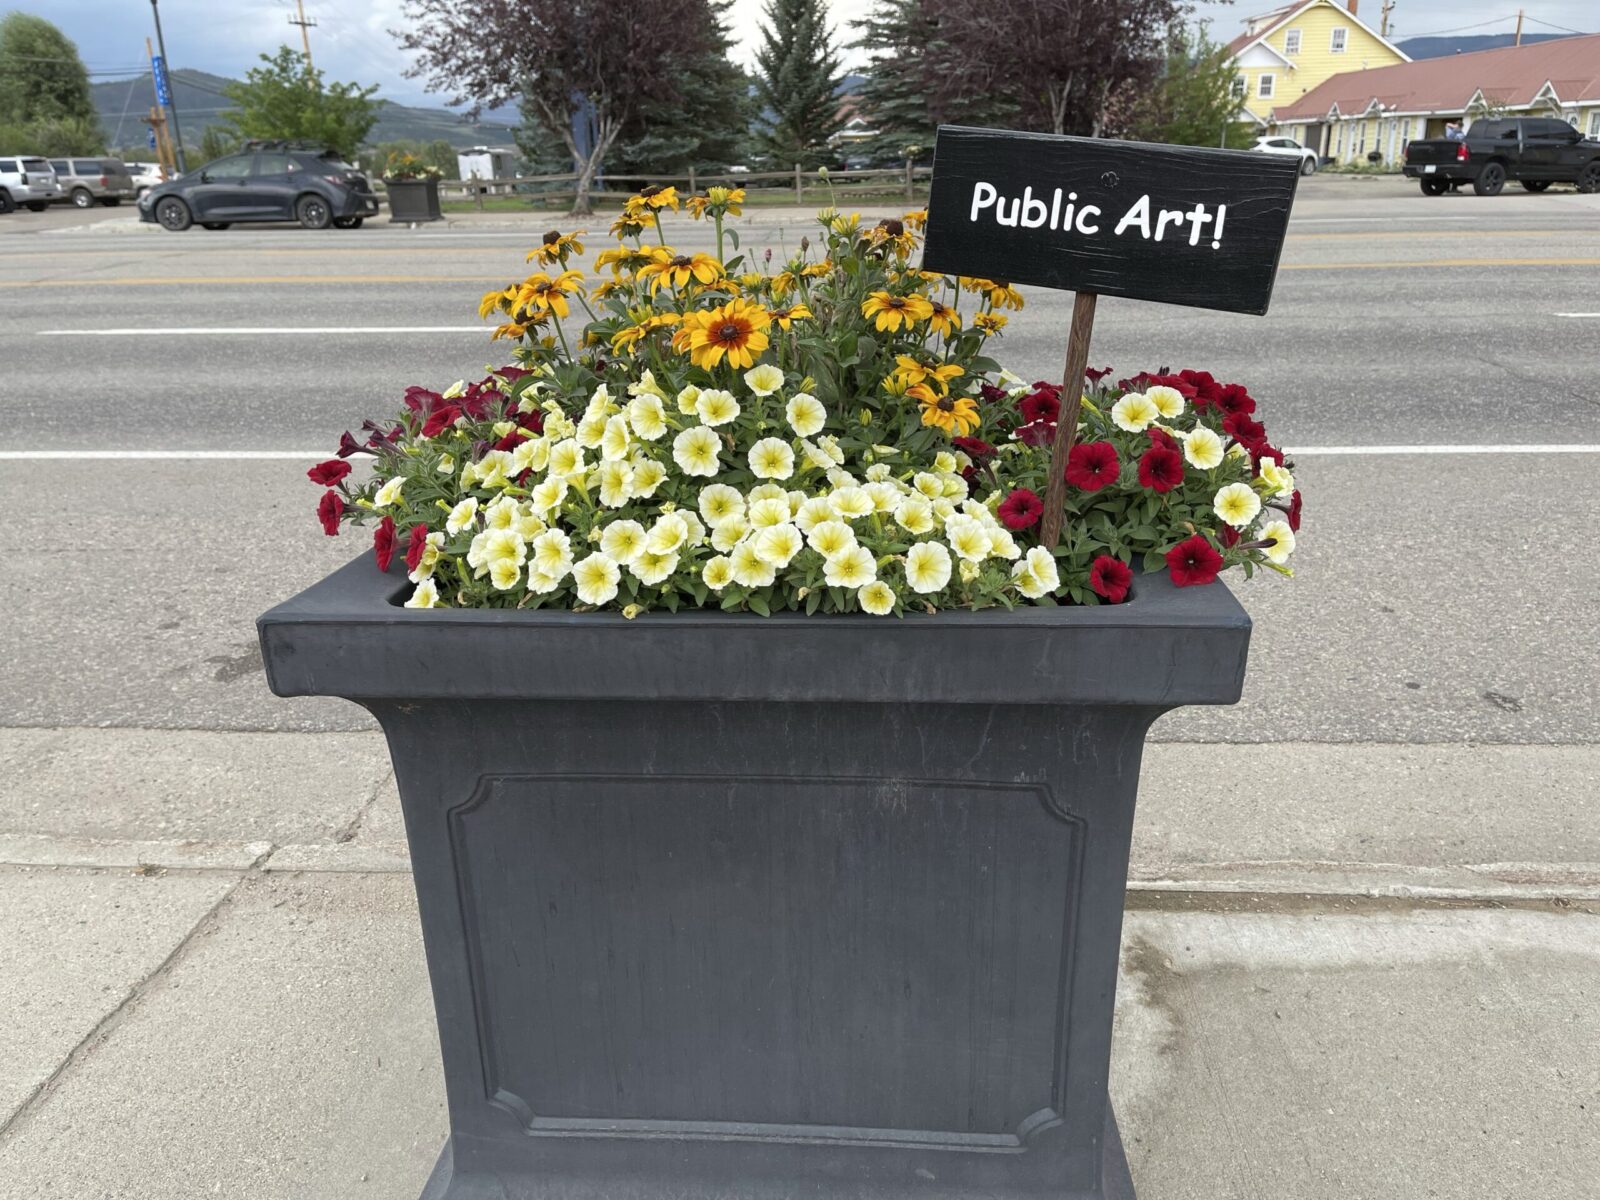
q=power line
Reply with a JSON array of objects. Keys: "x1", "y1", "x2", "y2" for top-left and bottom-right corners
[{"x1": 1522, "y1": 15, "x2": 1591, "y2": 34}]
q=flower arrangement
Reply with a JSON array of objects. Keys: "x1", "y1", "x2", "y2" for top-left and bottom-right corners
[
  {"x1": 308, "y1": 185, "x2": 1301, "y2": 615},
  {"x1": 383, "y1": 151, "x2": 443, "y2": 183}
]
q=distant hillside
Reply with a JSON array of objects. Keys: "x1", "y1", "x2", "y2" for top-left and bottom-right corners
[
  {"x1": 1397, "y1": 31, "x2": 1587, "y2": 59},
  {"x1": 90, "y1": 69, "x2": 518, "y2": 151}
]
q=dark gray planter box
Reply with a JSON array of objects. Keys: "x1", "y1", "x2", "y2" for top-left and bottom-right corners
[
  {"x1": 259, "y1": 553, "x2": 1250, "y2": 1199},
  {"x1": 387, "y1": 178, "x2": 443, "y2": 222}
]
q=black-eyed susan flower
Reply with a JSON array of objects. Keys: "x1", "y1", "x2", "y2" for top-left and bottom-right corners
[
  {"x1": 639, "y1": 184, "x2": 679, "y2": 210},
  {"x1": 973, "y1": 311, "x2": 1008, "y2": 336},
  {"x1": 770, "y1": 302, "x2": 813, "y2": 330},
  {"x1": 636, "y1": 248, "x2": 724, "y2": 294},
  {"x1": 594, "y1": 246, "x2": 654, "y2": 276},
  {"x1": 515, "y1": 270, "x2": 584, "y2": 320},
  {"x1": 527, "y1": 229, "x2": 586, "y2": 266},
  {"x1": 676, "y1": 298, "x2": 772, "y2": 370},
  {"x1": 610, "y1": 208, "x2": 656, "y2": 239},
  {"x1": 862, "y1": 290, "x2": 934, "y2": 333},
  {"x1": 478, "y1": 284, "x2": 518, "y2": 319},
  {"x1": 927, "y1": 301, "x2": 961, "y2": 337},
  {"x1": 969, "y1": 278, "x2": 1024, "y2": 310},
  {"x1": 892, "y1": 355, "x2": 965, "y2": 394},
  {"x1": 902, "y1": 208, "x2": 928, "y2": 231},
  {"x1": 910, "y1": 383, "x2": 980, "y2": 436}
]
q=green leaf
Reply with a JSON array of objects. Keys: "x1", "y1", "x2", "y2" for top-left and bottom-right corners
[{"x1": 748, "y1": 592, "x2": 771, "y2": 617}]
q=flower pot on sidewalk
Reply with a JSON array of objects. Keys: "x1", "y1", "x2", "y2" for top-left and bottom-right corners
[
  {"x1": 387, "y1": 178, "x2": 443, "y2": 223},
  {"x1": 258, "y1": 552, "x2": 1249, "y2": 1200}
]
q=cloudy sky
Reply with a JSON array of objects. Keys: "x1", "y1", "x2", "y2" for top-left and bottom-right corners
[{"x1": 25, "y1": 0, "x2": 1598, "y2": 109}]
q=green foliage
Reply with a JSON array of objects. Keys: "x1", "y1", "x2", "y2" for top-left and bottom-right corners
[
  {"x1": 198, "y1": 124, "x2": 240, "y2": 163},
  {"x1": 851, "y1": 0, "x2": 1018, "y2": 166},
  {"x1": 220, "y1": 46, "x2": 379, "y2": 159},
  {"x1": 0, "y1": 12, "x2": 95, "y2": 125},
  {"x1": 753, "y1": 0, "x2": 844, "y2": 168},
  {"x1": 366, "y1": 138, "x2": 457, "y2": 178},
  {"x1": 0, "y1": 113, "x2": 102, "y2": 155},
  {"x1": 1103, "y1": 23, "x2": 1250, "y2": 149}
]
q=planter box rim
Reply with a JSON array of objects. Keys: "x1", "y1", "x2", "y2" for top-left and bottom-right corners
[{"x1": 259, "y1": 551, "x2": 1250, "y2": 708}]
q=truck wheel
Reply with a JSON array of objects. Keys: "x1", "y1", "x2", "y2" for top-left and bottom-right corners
[
  {"x1": 1519, "y1": 180, "x2": 1551, "y2": 193},
  {"x1": 25, "y1": 201, "x2": 48, "y2": 212},
  {"x1": 71, "y1": 187, "x2": 94, "y2": 208},
  {"x1": 1472, "y1": 164, "x2": 1506, "y2": 196},
  {"x1": 1419, "y1": 178, "x2": 1449, "y2": 196},
  {"x1": 1579, "y1": 163, "x2": 1600, "y2": 194},
  {"x1": 0, "y1": 190, "x2": 13, "y2": 214}
]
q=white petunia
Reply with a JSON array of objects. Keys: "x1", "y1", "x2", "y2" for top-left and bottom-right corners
[
  {"x1": 747, "y1": 496, "x2": 792, "y2": 529},
  {"x1": 698, "y1": 483, "x2": 745, "y2": 526},
  {"x1": 596, "y1": 461, "x2": 635, "y2": 508},
  {"x1": 575, "y1": 412, "x2": 608, "y2": 449},
  {"x1": 1111, "y1": 392, "x2": 1160, "y2": 432},
  {"x1": 528, "y1": 477, "x2": 568, "y2": 517},
  {"x1": 600, "y1": 519, "x2": 647, "y2": 564},
  {"x1": 630, "y1": 457, "x2": 667, "y2": 498},
  {"x1": 445, "y1": 497, "x2": 479, "y2": 535},
  {"x1": 1213, "y1": 482, "x2": 1262, "y2": 529},
  {"x1": 672, "y1": 426, "x2": 721, "y2": 477},
  {"x1": 944, "y1": 515, "x2": 991, "y2": 563},
  {"x1": 824, "y1": 544, "x2": 877, "y2": 588},
  {"x1": 404, "y1": 578, "x2": 442, "y2": 608},
  {"x1": 748, "y1": 437, "x2": 796, "y2": 480},
  {"x1": 711, "y1": 516, "x2": 748, "y2": 553},
  {"x1": 793, "y1": 496, "x2": 835, "y2": 532},
  {"x1": 702, "y1": 555, "x2": 735, "y2": 590},
  {"x1": 675, "y1": 384, "x2": 702, "y2": 415},
  {"x1": 488, "y1": 559, "x2": 521, "y2": 590},
  {"x1": 1260, "y1": 519, "x2": 1296, "y2": 564},
  {"x1": 696, "y1": 389, "x2": 741, "y2": 427},
  {"x1": 1147, "y1": 385, "x2": 1186, "y2": 419},
  {"x1": 806, "y1": 520, "x2": 856, "y2": 558},
  {"x1": 547, "y1": 438, "x2": 586, "y2": 480},
  {"x1": 829, "y1": 486, "x2": 874, "y2": 520},
  {"x1": 601, "y1": 415, "x2": 632, "y2": 462},
  {"x1": 1258, "y1": 460, "x2": 1294, "y2": 498},
  {"x1": 630, "y1": 549, "x2": 678, "y2": 586},
  {"x1": 646, "y1": 512, "x2": 690, "y2": 555},
  {"x1": 864, "y1": 481, "x2": 901, "y2": 514},
  {"x1": 530, "y1": 529, "x2": 574, "y2": 579},
  {"x1": 1184, "y1": 426, "x2": 1225, "y2": 470},
  {"x1": 626, "y1": 394, "x2": 667, "y2": 440},
  {"x1": 744, "y1": 363, "x2": 786, "y2": 397},
  {"x1": 730, "y1": 540, "x2": 776, "y2": 588},
  {"x1": 785, "y1": 393, "x2": 826, "y2": 436},
  {"x1": 372, "y1": 477, "x2": 404, "y2": 508},
  {"x1": 894, "y1": 497, "x2": 935, "y2": 535},
  {"x1": 858, "y1": 580, "x2": 896, "y2": 615},
  {"x1": 904, "y1": 541, "x2": 952, "y2": 593},
  {"x1": 572, "y1": 553, "x2": 621, "y2": 605},
  {"x1": 753, "y1": 523, "x2": 804, "y2": 567},
  {"x1": 912, "y1": 472, "x2": 943, "y2": 499},
  {"x1": 407, "y1": 531, "x2": 445, "y2": 582}
]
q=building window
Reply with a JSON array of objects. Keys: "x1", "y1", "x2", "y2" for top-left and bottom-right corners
[
  {"x1": 1258, "y1": 74, "x2": 1275, "y2": 99},
  {"x1": 1231, "y1": 76, "x2": 1247, "y2": 99},
  {"x1": 1590, "y1": 111, "x2": 1600, "y2": 138},
  {"x1": 1331, "y1": 27, "x2": 1348, "y2": 52},
  {"x1": 1284, "y1": 29, "x2": 1301, "y2": 55}
]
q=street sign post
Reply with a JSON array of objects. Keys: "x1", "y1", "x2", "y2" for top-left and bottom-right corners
[{"x1": 921, "y1": 125, "x2": 1301, "y2": 545}]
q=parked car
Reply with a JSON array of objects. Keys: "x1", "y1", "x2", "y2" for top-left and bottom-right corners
[
  {"x1": 138, "y1": 143, "x2": 381, "y2": 231},
  {"x1": 49, "y1": 157, "x2": 137, "y2": 207},
  {"x1": 0, "y1": 155, "x2": 63, "y2": 212},
  {"x1": 1403, "y1": 117, "x2": 1600, "y2": 196},
  {"x1": 1251, "y1": 136, "x2": 1319, "y2": 175},
  {"x1": 124, "y1": 161, "x2": 167, "y2": 198}
]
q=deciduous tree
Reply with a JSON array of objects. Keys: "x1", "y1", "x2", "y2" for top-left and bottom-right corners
[
  {"x1": 1102, "y1": 23, "x2": 1254, "y2": 149},
  {"x1": 394, "y1": 0, "x2": 723, "y2": 215},
  {"x1": 220, "y1": 47, "x2": 379, "y2": 159},
  {"x1": 0, "y1": 12, "x2": 95, "y2": 126}
]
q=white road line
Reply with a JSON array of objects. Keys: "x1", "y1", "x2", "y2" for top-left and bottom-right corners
[
  {"x1": 5, "y1": 445, "x2": 1599, "y2": 462},
  {"x1": 1291, "y1": 444, "x2": 1599, "y2": 456},
  {"x1": 37, "y1": 326, "x2": 485, "y2": 337},
  {"x1": 1554, "y1": 312, "x2": 1600, "y2": 318}
]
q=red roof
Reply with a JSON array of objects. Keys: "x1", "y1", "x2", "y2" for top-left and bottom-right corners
[{"x1": 1274, "y1": 31, "x2": 1600, "y2": 120}]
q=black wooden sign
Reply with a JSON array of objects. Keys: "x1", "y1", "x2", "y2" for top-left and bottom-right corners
[{"x1": 921, "y1": 126, "x2": 1301, "y2": 316}]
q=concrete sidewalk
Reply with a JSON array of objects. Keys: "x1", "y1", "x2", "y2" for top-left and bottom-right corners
[{"x1": 1, "y1": 731, "x2": 1596, "y2": 1198}]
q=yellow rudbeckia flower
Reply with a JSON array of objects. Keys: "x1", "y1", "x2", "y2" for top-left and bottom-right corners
[{"x1": 861, "y1": 291, "x2": 934, "y2": 333}]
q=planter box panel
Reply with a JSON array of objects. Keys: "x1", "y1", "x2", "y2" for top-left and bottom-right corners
[{"x1": 454, "y1": 773, "x2": 1079, "y2": 1140}]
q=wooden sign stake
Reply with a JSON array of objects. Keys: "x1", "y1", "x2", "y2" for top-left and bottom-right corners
[{"x1": 1039, "y1": 291, "x2": 1098, "y2": 548}]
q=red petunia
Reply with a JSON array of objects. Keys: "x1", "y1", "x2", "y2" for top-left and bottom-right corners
[
  {"x1": 1178, "y1": 369, "x2": 1222, "y2": 409},
  {"x1": 1085, "y1": 365, "x2": 1113, "y2": 383},
  {"x1": 1065, "y1": 441, "x2": 1120, "y2": 491},
  {"x1": 952, "y1": 436, "x2": 997, "y2": 461},
  {"x1": 516, "y1": 408, "x2": 544, "y2": 434},
  {"x1": 373, "y1": 516, "x2": 397, "y2": 571},
  {"x1": 317, "y1": 490, "x2": 343, "y2": 537},
  {"x1": 493, "y1": 429, "x2": 530, "y2": 452},
  {"x1": 1017, "y1": 421, "x2": 1055, "y2": 448},
  {"x1": 1252, "y1": 444, "x2": 1284, "y2": 471},
  {"x1": 979, "y1": 383, "x2": 1009, "y2": 404},
  {"x1": 1223, "y1": 411, "x2": 1267, "y2": 449},
  {"x1": 1215, "y1": 384, "x2": 1256, "y2": 416},
  {"x1": 1287, "y1": 489, "x2": 1303, "y2": 532},
  {"x1": 403, "y1": 386, "x2": 442, "y2": 414},
  {"x1": 307, "y1": 459, "x2": 351, "y2": 487},
  {"x1": 1137, "y1": 445, "x2": 1184, "y2": 493},
  {"x1": 1089, "y1": 555, "x2": 1133, "y2": 603},
  {"x1": 404, "y1": 523, "x2": 430, "y2": 573},
  {"x1": 1146, "y1": 426, "x2": 1179, "y2": 452},
  {"x1": 1166, "y1": 535, "x2": 1223, "y2": 587},
  {"x1": 336, "y1": 430, "x2": 365, "y2": 458},
  {"x1": 421, "y1": 404, "x2": 462, "y2": 438},
  {"x1": 1019, "y1": 388, "x2": 1060, "y2": 426},
  {"x1": 1218, "y1": 524, "x2": 1241, "y2": 548},
  {"x1": 997, "y1": 488, "x2": 1044, "y2": 530}
]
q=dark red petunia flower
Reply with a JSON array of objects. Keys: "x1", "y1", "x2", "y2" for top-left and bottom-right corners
[
  {"x1": 952, "y1": 436, "x2": 997, "y2": 461},
  {"x1": 1089, "y1": 555, "x2": 1133, "y2": 603},
  {"x1": 307, "y1": 459, "x2": 351, "y2": 487},
  {"x1": 1178, "y1": 369, "x2": 1222, "y2": 409},
  {"x1": 1223, "y1": 411, "x2": 1267, "y2": 449},
  {"x1": 979, "y1": 383, "x2": 1009, "y2": 404},
  {"x1": 1252, "y1": 444, "x2": 1285, "y2": 471},
  {"x1": 1287, "y1": 489, "x2": 1303, "y2": 532},
  {"x1": 421, "y1": 404, "x2": 462, "y2": 438},
  {"x1": 459, "y1": 384, "x2": 503, "y2": 421},
  {"x1": 1146, "y1": 426, "x2": 1180, "y2": 452},
  {"x1": 403, "y1": 386, "x2": 443, "y2": 414},
  {"x1": 997, "y1": 488, "x2": 1044, "y2": 530},
  {"x1": 1085, "y1": 365, "x2": 1113, "y2": 383},
  {"x1": 516, "y1": 408, "x2": 544, "y2": 434},
  {"x1": 1218, "y1": 524, "x2": 1241, "y2": 548},
  {"x1": 317, "y1": 490, "x2": 343, "y2": 536},
  {"x1": 1019, "y1": 388, "x2": 1060, "y2": 426},
  {"x1": 336, "y1": 431, "x2": 365, "y2": 458},
  {"x1": 373, "y1": 516, "x2": 397, "y2": 571},
  {"x1": 493, "y1": 429, "x2": 530, "y2": 452},
  {"x1": 1137, "y1": 445, "x2": 1185, "y2": 493},
  {"x1": 1215, "y1": 384, "x2": 1256, "y2": 416},
  {"x1": 404, "y1": 523, "x2": 430, "y2": 573},
  {"x1": 1166, "y1": 535, "x2": 1223, "y2": 587},
  {"x1": 1065, "y1": 441, "x2": 1120, "y2": 491},
  {"x1": 496, "y1": 366, "x2": 531, "y2": 381},
  {"x1": 1017, "y1": 420, "x2": 1055, "y2": 448}
]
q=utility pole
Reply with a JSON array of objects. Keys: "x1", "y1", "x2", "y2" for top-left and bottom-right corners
[
  {"x1": 1514, "y1": 8, "x2": 1524, "y2": 46},
  {"x1": 289, "y1": 0, "x2": 317, "y2": 74},
  {"x1": 146, "y1": 4, "x2": 186, "y2": 173},
  {"x1": 1380, "y1": 0, "x2": 1396, "y2": 38}
]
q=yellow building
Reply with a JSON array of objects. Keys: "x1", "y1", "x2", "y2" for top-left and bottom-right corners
[{"x1": 1225, "y1": 0, "x2": 1409, "y2": 127}]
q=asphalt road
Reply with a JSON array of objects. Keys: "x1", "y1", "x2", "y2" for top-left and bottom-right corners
[{"x1": 2, "y1": 175, "x2": 1597, "y2": 744}]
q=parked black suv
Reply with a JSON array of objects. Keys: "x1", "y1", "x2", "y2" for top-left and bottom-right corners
[{"x1": 138, "y1": 143, "x2": 380, "y2": 231}]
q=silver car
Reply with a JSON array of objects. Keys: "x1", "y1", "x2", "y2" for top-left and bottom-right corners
[
  {"x1": 0, "y1": 155, "x2": 63, "y2": 212},
  {"x1": 49, "y1": 157, "x2": 138, "y2": 207}
]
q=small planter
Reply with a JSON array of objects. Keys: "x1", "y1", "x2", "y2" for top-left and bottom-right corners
[
  {"x1": 260, "y1": 554, "x2": 1250, "y2": 1199},
  {"x1": 386, "y1": 178, "x2": 443, "y2": 223}
]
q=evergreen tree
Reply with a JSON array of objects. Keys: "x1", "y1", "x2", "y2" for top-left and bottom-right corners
[
  {"x1": 852, "y1": 0, "x2": 1017, "y2": 165},
  {"x1": 0, "y1": 12, "x2": 95, "y2": 126},
  {"x1": 752, "y1": 0, "x2": 844, "y2": 169}
]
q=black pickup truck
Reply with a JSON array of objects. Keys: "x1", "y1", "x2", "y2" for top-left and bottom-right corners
[{"x1": 1403, "y1": 117, "x2": 1600, "y2": 196}]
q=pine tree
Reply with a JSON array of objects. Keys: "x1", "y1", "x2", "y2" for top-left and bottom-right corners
[
  {"x1": 852, "y1": 0, "x2": 1017, "y2": 166},
  {"x1": 752, "y1": 0, "x2": 844, "y2": 169}
]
